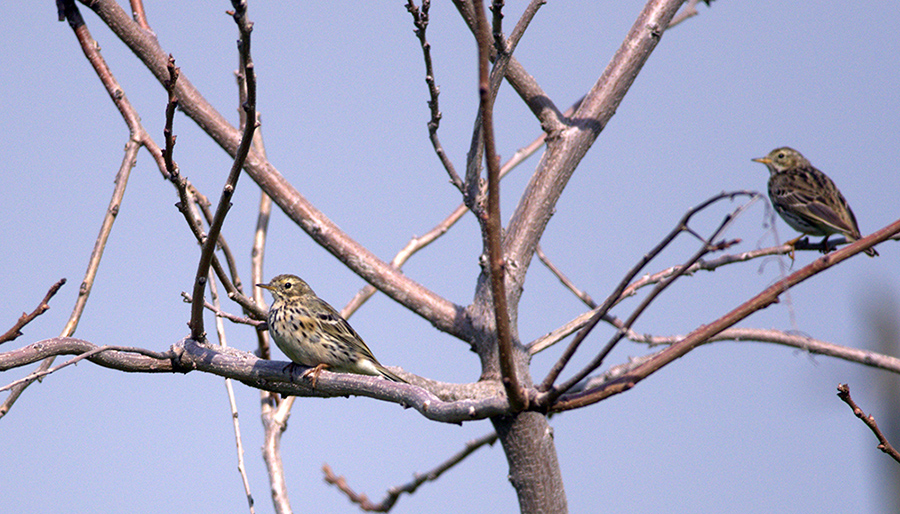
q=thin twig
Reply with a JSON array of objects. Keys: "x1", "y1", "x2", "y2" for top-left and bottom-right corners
[
  {"x1": 536, "y1": 245, "x2": 595, "y2": 308},
  {"x1": 0, "y1": 279, "x2": 67, "y2": 344},
  {"x1": 209, "y1": 273, "x2": 256, "y2": 513},
  {"x1": 323, "y1": 431, "x2": 498, "y2": 512},
  {"x1": 341, "y1": 98, "x2": 577, "y2": 318},
  {"x1": 181, "y1": 292, "x2": 263, "y2": 327},
  {"x1": 406, "y1": 0, "x2": 463, "y2": 192},
  {"x1": 1, "y1": 344, "x2": 173, "y2": 393},
  {"x1": 538, "y1": 191, "x2": 760, "y2": 394},
  {"x1": 189, "y1": 1, "x2": 257, "y2": 341},
  {"x1": 837, "y1": 384, "x2": 900, "y2": 464},
  {"x1": 549, "y1": 218, "x2": 900, "y2": 412},
  {"x1": 2, "y1": 1, "x2": 146, "y2": 418}
]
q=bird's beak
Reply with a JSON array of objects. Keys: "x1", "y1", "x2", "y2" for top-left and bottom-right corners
[
  {"x1": 257, "y1": 283, "x2": 273, "y2": 291},
  {"x1": 751, "y1": 157, "x2": 770, "y2": 164}
]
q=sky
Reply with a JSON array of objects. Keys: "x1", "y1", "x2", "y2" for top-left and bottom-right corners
[{"x1": 1, "y1": 2, "x2": 898, "y2": 513}]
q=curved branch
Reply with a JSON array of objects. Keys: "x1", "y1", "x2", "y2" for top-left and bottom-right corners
[
  {"x1": 837, "y1": 384, "x2": 900, "y2": 463},
  {"x1": 323, "y1": 430, "x2": 498, "y2": 512},
  {"x1": 0, "y1": 337, "x2": 510, "y2": 424},
  {"x1": 80, "y1": 0, "x2": 466, "y2": 340}
]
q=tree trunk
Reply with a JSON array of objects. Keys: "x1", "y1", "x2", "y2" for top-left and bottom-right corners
[{"x1": 493, "y1": 412, "x2": 568, "y2": 514}]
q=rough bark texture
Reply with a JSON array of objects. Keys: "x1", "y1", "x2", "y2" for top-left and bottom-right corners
[{"x1": 493, "y1": 412, "x2": 568, "y2": 513}]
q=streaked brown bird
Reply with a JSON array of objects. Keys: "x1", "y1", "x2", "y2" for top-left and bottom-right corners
[
  {"x1": 753, "y1": 147, "x2": 878, "y2": 257},
  {"x1": 258, "y1": 274, "x2": 407, "y2": 386}
]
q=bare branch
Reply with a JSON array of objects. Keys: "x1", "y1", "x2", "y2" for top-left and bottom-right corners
[
  {"x1": 474, "y1": 0, "x2": 524, "y2": 410},
  {"x1": 837, "y1": 384, "x2": 900, "y2": 464},
  {"x1": 0, "y1": 337, "x2": 511, "y2": 423},
  {"x1": 0, "y1": 278, "x2": 67, "y2": 344},
  {"x1": 81, "y1": 0, "x2": 465, "y2": 339},
  {"x1": 406, "y1": 0, "x2": 464, "y2": 193},
  {"x1": 538, "y1": 191, "x2": 759, "y2": 394},
  {"x1": 4, "y1": 1, "x2": 166, "y2": 419},
  {"x1": 129, "y1": 0, "x2": 150, "y2": 30},
  {"x1": 502, "y1": 0, "x2": 685, "y2": 312},
  {"x1": 209, "y1": 274, "x2": 256, "y2": 514},
  {"x1": 626, "y1": 327, "x2": 900, "y2": 374},
  {"x1": 536, "y1": 245, "x2": 595, "y2": 308},
  {"x1": 342, "y1": 97, "x2": 577, "y2": 319},
  {"x1": 189, "y1": 1, "x2": 258, "y2": 340},
  {"x1": 323, "y1": 431, "x2": 498, "y2": 512},
  {"x1": 549, "y1": 218, "x2": 900, "y2": 412}
]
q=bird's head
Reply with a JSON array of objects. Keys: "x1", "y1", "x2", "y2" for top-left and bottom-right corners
[{"x1": 257, "y1": 274, "x2": 315, "y2": 301}]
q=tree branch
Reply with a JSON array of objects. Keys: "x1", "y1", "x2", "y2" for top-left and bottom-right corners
[
  {"x1": 0, "y1": 337, "x2": 513, "y2": 424},
  {"x1": 502, "y1": 0, "x2": 685, "y2": 307},
  {"x1": 837, "y1": 384, "x2": 900, "y2": 464},
  {"x1": 0, "y1": 278, "x2": 67, "y2": 344},
  {"x1": 189, "y1": 1, "x2": 257, "y2": 340},
  {"x1": 323, "y1": 431, "x2": 498, "y2": 512},
  {"x1": 538, "y1": 191, "x2": 759, "y2": 394},
  {"x1": 474, "y1": 0, "x2": 524, "y2": 411},
  {"x1": 80, "y1": 0, "x2": 466, "y2": 340},
  {"x1": 549, "y1": 218, "x2": 900, "y2": 412}
]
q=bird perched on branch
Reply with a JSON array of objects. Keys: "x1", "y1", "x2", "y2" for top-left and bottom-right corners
[
  {"x1": 258, "y1": 274, "x2": 407, "y2": 386},
  {"x1": 752, "y1": 147, "x2": 878, "y2": 257}
]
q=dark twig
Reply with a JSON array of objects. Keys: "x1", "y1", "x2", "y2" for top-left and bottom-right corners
[
  {"x1": 538, "y1": 191, "x2": 760, "y2": 395},
  {"x1": 0, "y1": 279, "x2": 67, "y2": 344},
  {"x1": 189, "y1": 1, "x2": 257, "y2": 341},
  {"x1": 529, "y1": 242, "x2": 803, "y2": 356},
  {"x1": 550, "y1": 218, "x2": 900, "y2": 412},
  {"x1": 474, "y1": 0, "x2": 524, "y2": 411},
  {"x1": 162, "y1": 59, "x2": 261, "y2": 321},
  {"x1": 536, "y1": 246, "x2": 595, "y2": 308},
  {"x1": 323, "y1": 431, "x2": 499, "y2": 512},
  {"x1": 181, "y1": 292, "x2": 263, "y2": 327},
  {"x1": 406, "y1": 0, "x2": 463, "y2": 192},
  {"x1": 837, "y1": 384, "x2": 900, "y2": 464}
]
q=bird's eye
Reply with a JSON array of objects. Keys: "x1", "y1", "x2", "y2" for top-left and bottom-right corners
[
  {"x1": 284, "y1": 282, "x2": 292, "y2": 289},
  {"x1": 777, "y1": 152, "x2": 785, "y2": 159}
]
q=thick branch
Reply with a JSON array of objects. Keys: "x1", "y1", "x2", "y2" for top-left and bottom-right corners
[
  {"x1": 0, "y1": 337, "x2": 511, "y2": 424},
  {"x1": 502, "y1": 0, "x2": 685, "y2": 302}
]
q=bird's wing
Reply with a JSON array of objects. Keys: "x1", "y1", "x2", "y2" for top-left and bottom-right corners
[{"x1": 312, "y1": 299, "x2": 380, "y2": 362}]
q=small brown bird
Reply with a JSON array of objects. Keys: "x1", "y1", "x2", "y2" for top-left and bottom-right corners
[
  {"x1": 258, "y1": 274, "x2": 406, "y2": 386},
  {"x1": 753, "y1": 147, "x2": 878, "y2": 257}
]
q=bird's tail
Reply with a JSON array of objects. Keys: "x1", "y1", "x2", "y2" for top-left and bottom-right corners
[{"x1": 377, "y1": 365, "x2": 408, "y2": 383}]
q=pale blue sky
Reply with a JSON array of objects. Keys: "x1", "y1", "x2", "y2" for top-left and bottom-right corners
[{"x1": 2, "y1": 2, "x2": 898, "y2": 513}]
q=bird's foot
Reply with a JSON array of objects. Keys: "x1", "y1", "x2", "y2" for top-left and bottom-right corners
[{"x1": 302, "y1": 363, "x2": 330, "y2": 388}]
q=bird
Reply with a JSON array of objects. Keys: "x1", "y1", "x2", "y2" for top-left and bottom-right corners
[
  {"x1": 257, "y1": 274, "x2": 407, "y2": 386},
  {"x1": 752, "y1": 147, "x2": 878, "y2": 257}
]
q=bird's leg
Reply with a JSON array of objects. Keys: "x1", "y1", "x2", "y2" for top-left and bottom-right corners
[
  {"x1": 302, "y1": 363, "x2": 330, "y2": 388},
  {"x1": 819, "y1": 235, "x2": 832, "y2": 254},
  {"x1": 282, "y1": 362, "x2": 301, "y2": 382},
  {"x1": 784, "y1": 234, "x2": 805, "y2": 261}
]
